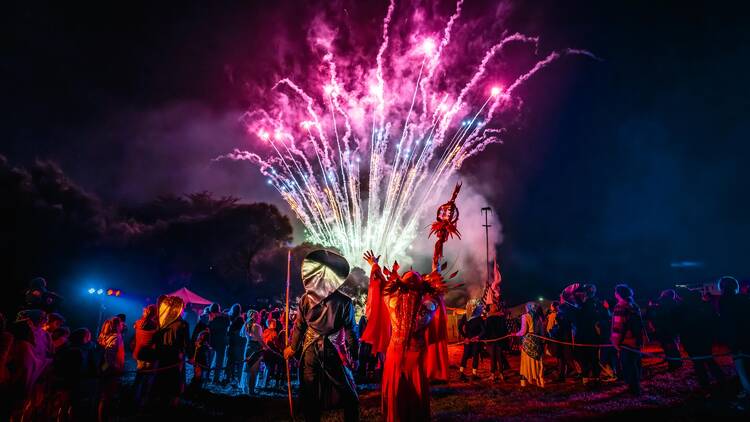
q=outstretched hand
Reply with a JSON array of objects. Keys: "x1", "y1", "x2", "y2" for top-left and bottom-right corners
[{"x1": 363, "y1": 250, "x2": 380, "y2": 267}]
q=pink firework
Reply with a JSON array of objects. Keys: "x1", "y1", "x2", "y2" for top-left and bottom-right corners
[{"x1": 217, "y1": 0, "x2": 592, "y2": 266}]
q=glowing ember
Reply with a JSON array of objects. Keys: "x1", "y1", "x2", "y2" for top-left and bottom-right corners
[{"x1": 218, "y1": 0, "x2": 593, "y2": 266}]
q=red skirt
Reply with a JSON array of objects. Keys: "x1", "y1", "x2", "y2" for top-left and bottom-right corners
[{"x1": 381, "y1": 344, "x2": 430, "y2": 422}]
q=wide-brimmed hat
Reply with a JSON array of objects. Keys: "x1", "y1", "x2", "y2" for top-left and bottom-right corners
[{"x1": 301, "y1": 249, "x2": 350, "y2": 305}]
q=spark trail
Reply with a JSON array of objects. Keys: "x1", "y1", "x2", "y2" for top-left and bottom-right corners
[{"x1": 217, "y1": 1, "x2": 591, "y2": 267}]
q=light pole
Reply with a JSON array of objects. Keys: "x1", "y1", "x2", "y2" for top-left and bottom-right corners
[{"x1": 481, "y1": 206, "x2": 492, "y2": 301}]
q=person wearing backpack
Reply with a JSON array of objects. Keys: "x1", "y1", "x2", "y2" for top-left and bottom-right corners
[
  {"x1": 611, "y1": 284, "x2": 645, "y2": 396},
  {"x1": 514, "y1": 302, "x2": 546, "y2": 387},
  {"x1": 133, "y1": 304, "x2": 158, "y2": 409}
]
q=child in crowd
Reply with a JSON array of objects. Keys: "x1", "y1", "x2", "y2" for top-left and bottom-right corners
[{"x1": 190, "y1": 331, "x2": 213, "y2": 392}]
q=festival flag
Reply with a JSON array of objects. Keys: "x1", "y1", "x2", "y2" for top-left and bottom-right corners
[
  {"x1": 485, "y1": 259, "x2": 502, "y2": 305},
  {"x1": 493, "y1": 259, "x2": 502, "y2": 288}
]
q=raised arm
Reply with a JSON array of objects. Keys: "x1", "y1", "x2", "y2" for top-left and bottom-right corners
[
  {"x1": 363, "y1": 250, "x2": 385, "y2": 291},
  {"x1": 361, "y1": 250, "x2": 392, "y2": 354}
]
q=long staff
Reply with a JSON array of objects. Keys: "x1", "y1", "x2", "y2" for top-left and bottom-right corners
[{"x1": 284, "y1": 248, "x2": 295, "y2": 421}]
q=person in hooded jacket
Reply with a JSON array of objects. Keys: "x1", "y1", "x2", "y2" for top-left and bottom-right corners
[
  {"x1": 458, "y1": 298, "x2": 485, "y2": 381},
  {"x1": 284, "y1": 250, "x2": 360, "y2": 422},
  {"x1": 152, "y1": 295, "x2": 190, "y2": 408}
]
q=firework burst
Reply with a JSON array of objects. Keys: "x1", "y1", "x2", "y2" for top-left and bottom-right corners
[{"x1": 218, "y1": 0, "x2": 593, "y2": 267}]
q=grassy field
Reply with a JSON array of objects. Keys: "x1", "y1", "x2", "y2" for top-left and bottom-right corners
[{"x1": 121, "y1": 343, "x2": 749, "y2": 421}]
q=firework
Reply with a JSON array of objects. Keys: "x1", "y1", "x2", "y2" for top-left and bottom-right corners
[{"x1": 218, "y1": 0, "x2": 592, "y2": 267}]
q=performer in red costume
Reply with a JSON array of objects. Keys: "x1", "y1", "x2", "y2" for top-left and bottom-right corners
[
  {"x1": 361, "y1": 252, "x2": 449, "y2": 421},
  {"x1": 361, "y1": 183, "x2": 460, "y2": 422}
]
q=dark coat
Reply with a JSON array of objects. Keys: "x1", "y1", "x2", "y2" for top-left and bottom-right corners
[{"x1": 290, "y1": 290, "x2": 359, "y2": 411}]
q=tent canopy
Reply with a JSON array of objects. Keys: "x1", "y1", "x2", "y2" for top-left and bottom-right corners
[{"x1": 167, "y1": 287, "x2": 213, "y2": 307}]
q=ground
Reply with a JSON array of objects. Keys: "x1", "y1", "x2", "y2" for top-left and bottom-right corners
[{"x1": 119, "y1": 344, "x2": 749, "y2": 421}]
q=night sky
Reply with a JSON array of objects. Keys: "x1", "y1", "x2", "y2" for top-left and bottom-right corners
[{"x1": 3, "y1": 0, "x2": 748, "y2": 304}]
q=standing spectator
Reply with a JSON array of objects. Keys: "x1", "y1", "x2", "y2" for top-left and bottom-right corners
[
  {"x1": 0, "y1": 313, "x2": 12, "y2": 386},
  {"x1": 97, "y1": 317, "x2": 125, "y2": 422},
  {"x1": 189, "y1": 331, "x2": 212, "y2": 392},
  {"x1": 717, "y1": 276, "x2": 750, "y2": 399},
  {"x1": 17, "y1": 308, "x2": 53, "y2": 416},
  {"x1": 55, "y1": 328, "x2": 100, "y2": 420},
  {"x1": 546, "y1": 301, "x2": 559, "y2": 335},
  {"x1": 458, "y1": 298, "x2": 485, "y2": 381},
  {"x1": 7, "y1": 319, "x2": 40, "y2": 420},
  {"x1": 207, "y1": 303, "x2": 230, "y2": 383},
  {"x1": 554, "y1": 289, "x2": 578, "y2": 382},
  {"x1": 189, "y1": 306, "x2": 211, "y2": 359},
  {"x1": 547, "y1": 301, "x2": 567, "y2": 382},
  {"x1": 19, "y1": 309, "x2": 53, "y2": 366},
  {"x1": 262, "y1": 320, "x2": 285, "y2": 388},
  {"x1": 611, "y1": 284, "x2": 645, "y2": 396},
  {"x1": 653, "y1": 289, "x2": 683, "y2": 371},
  {"x1": 356, "y1": 314, "x2": 378, "y2": 382},
  {"x1": 574, "y1": 284, "x2": 603, "y2": 385},
  {"x1": 515, "y1": 302, "x2": 545, "y2": 387},
  {"x1": 0, "y1": 314, "x2": 10, "y2": 420},
  {"x1": 153, "y1": 295, "x2": 190, "y2": 408},
  {"x1": 225, "y1": 304, "x2": 247, "y2": 388},
  {"x1": 43, "y1": 313, "x2": 65, "y2": 335},
  {"x1": 23, "y1": 277, "x2": 62, "y2": 313},
  {"x1": 597, "y1": 299, "x2": 618, "y2": 382},
  {"x1": 133, "y1": 304, "x2": 158, "y2": 409},
  {"x1": 242, "y1": 310, "x2": 265, "y2": 394},
  {"x1": 116, "y1": 313, "x2": 129, "y2": 340},
  {"x1": 51, "y1": 326, "x2": 70, "y2": 351},
  {"x1": 676, "y1": 289, "x2": 725, "y2": 389},
  {"x1": 259, "y1": 310, "x2": 269, "y2": 328},
  {"x1": 484, "y1": 304, "x2": 509, "y2": 382}
]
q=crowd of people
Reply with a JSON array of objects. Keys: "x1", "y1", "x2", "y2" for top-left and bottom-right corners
[
  {"x1": 0, "y1": 277, "x2": 297, "y2": 421},
  {"x1": 453, "y1": 277, "x2": 750, "y2": 399},
  {"x1": 1, "y1": 274, "x2": 748, "y2": 420}
]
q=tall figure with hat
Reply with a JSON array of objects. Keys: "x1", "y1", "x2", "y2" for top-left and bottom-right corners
[
  {"x1": 284, "y1": 250, "x2": 360, "y2": 422},
  {"x1": 361, "y1": 184, "x2": 459, "y2": 422}
]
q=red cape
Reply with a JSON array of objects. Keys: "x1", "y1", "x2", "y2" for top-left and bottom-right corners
[{"x1": 361, "y1": 264, "x2": 450, "y2": 381}]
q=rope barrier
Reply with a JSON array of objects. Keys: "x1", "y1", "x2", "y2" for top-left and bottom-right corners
[
  {"x1": 118, "y1": 336, "x2": 750, "y2": 375},
  {"x1": 454, "y1": 333, "x2": 750, "y2": 362},
  {"x1": 527, "y1": 334, "x2": 750, "y2": 361},
  {"x1": 118, "y1": 347, "x2": 286, "y2": 376}
]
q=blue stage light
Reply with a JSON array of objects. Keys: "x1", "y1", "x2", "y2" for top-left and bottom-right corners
[
  {"x1": 96, "y1": 289, "x2": 104, "y2": 295},
  {"x1": 88, "y1": 288, "x2": 96, "y2": 294}
]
